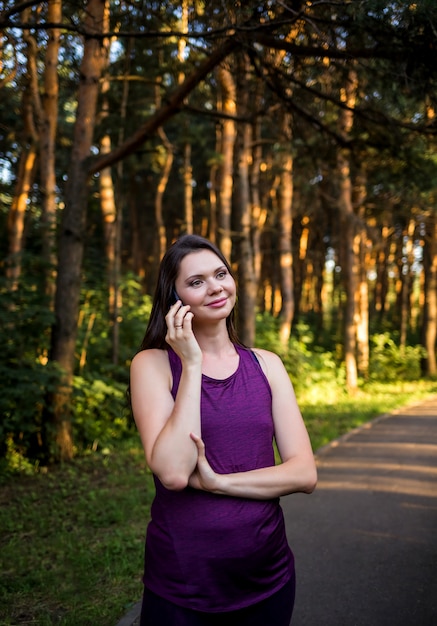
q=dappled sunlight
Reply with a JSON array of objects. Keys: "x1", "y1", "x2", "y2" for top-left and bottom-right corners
[
  {"x1": 316, "y1": 474, "x2": 437, "y2": 498},
  {"x1": 313, "y1": 407, "x2": 437, "y2": 498}
]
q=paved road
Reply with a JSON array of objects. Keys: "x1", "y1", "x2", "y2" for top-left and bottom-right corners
[
  {"x1": 284, "y1": 397, "x2": 437, "y2": 626},
  {"x1": 116, "y1": 397, "x2": 437, "y2": 626}
]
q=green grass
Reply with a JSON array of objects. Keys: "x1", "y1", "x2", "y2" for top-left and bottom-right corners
[
  {"x1": 1, "y1": 380, "x2": 436, "y2": 625},
  {"x1": 0, "y1": 444, "x2": 154, "y2": 626},
  {"x1": 299, "y1": 379, "x2": 437, "y2": 451}
]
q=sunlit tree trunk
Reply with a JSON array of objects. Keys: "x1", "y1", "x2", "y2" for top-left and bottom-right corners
[
  {"x1": 7, "y1": 146, "x2": 37, "y2": 288},
  {"x1": 422, "y1": 212, "x2": 437, "y2": 375},
  {"x1": 338, "y1": 68, "x2": 359, "y2": 392},
  {"x1": 46, "y1": 0, "x2": 107, "y2": 461},
  {"x1": 6, "y1": 9, "x2": 38, "y2": 288},
  {"x1": 354, "y1": 170, "x2": 369, "y2": 378},
  {"x1": 399, "y1": 218, "x2": 416, "y2": 348},
  {"x1": 250, "y1": 109, "x2": 267, "y2": 288},
  {"x1": 277, "y1": 111, "x2": 294, "y2": 346},
  {"x1": 99, "y1": 6, "x2": 119, "y2": 361},
  {"x1": 236, "y1": 57, "x2": 256, "y2": 346},
  {"x1": 209, "y1": 155, "x2": 219, "y2": 243},
  {"x1": 178, "y1": 1, "x2": 193, "y2": 234},
  {"x1": 155, "y1": 127, "x2": 173, "y2": 259},
  {"x1": 154, "y1": 58, "x2": 172, "y2": 259},
  {"x1": 216, "y1": 65, "x2": 236, "y2": 260},
  {"x1": 112, "y1": 37, "x2": 132, "y2": 365},
  {"x1": 100, "y1": 139, "x2": 117, "y2": 309},
  {"x1": 374, "y1": 222, "x2": 391, "y2": 320}
]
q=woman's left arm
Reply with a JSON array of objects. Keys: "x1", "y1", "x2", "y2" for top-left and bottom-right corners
[{"x1": 189, "y1": 350, "x2": 317, "y2": 500}]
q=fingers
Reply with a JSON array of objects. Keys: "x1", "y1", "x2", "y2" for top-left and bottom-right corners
[
  {"x1": 190, "y1": 432, "x2": 205, "y2": 454},
  {"x1": 165, "y1": 301, "x2": 193, "y2": 336}
]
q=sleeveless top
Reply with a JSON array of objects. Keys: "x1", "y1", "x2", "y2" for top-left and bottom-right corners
[{"x1": 142, "y1": 344, "x2": 294, "y2": 612}]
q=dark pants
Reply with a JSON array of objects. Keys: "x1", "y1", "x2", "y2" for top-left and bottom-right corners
[{"x1": 140, "y1": 575, "x2": 296, "y2": 626}]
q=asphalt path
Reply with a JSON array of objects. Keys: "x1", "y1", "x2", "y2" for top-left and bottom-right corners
[
  {"x1": 284, "y1": 397, "x2": 437, "y2": 626},
  {"x1": 116, "y1": 397, "x2": 437, "y2": 626}
]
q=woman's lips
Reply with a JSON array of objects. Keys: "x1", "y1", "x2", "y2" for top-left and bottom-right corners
[{"x1": 206, "y1": 297, "x2": 227, "y2": 308}]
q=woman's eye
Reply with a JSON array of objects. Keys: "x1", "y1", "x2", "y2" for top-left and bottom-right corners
[
  {"x1": 217, "y1": 271, "x2": 227, "y2": 279},
  {"x1": 191, "y1": 280, "x2": 202, "y2": 287}
]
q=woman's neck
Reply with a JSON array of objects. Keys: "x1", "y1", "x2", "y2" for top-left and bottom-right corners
[{"x1": 193, "y1": 323, "x2": 235, "y2": 357}]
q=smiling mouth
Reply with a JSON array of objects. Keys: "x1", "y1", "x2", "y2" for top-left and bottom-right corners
[{"x1": 207, "y1": 297, "x2": 227, "y2": 307}]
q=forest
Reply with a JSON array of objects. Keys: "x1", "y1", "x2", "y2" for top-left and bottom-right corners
[{"x1": 1, "y1": 0, "x2": 437, "y2": 468}]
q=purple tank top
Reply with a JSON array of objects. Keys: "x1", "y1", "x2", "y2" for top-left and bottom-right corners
[{"x1": 143, "y1": 345, "x2": 294, "y2": 612}]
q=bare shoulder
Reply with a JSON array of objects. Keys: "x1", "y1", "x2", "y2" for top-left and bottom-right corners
[
  {"x1": 131, "y1": 348, "x2": 168, "y2": 369},
  {"x1": 130, "y1": 348, "x2": 172, "y2": 384},
  {"x1": 251, "y1": 348, "x2": 286, "y2": 380}
]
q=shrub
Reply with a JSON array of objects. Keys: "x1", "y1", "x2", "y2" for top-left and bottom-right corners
[
  {"x1": 73, "y1": 375, "x2": 134, "y2": 450},
  {"x1": 369, "y1": 333, "x2": 425, "y2": 382}
]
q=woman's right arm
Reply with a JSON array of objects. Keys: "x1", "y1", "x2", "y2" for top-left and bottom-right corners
[{"x1": 130, "y1": 349, "x2": 202, "y2": 490}]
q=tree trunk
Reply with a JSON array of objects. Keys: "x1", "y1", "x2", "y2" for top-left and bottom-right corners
[
  {"x1": 46, "y1": 0, "x2": 107, "y2": 461},
  {"x1": 235, "y1": 58, "x2": 256, "y2": 346},
  {"x1": 422, "y1": 213, "x2": 437, "y2": 375},
  {"x1": 374, "y1": 222, "x2": 391, "y2": 320},
  {"x1": 155, "y1": 127, "x2": 173, "y2": 259},
  {"x1": 250, "y1": 110, "x2": 267, "y2": 289},
  {"x1": 178, "y1": 2, "x2": 193, "y2": 235},
  {"x1": 6, "y1": 10, "x2": 38, "y2": 288},
  {"x1": 277, "y1": 111, "x2": 294, "y2": 346},
  {"x1": 338, "y1": 68, "x2": 358, "y2": 392},
  {"x1": 7, "y1": 146, "x2": 37, "y2": 288},
  {"x1": 112, "y1": 37, "x2": 132, "y2": 365},
  {"x1": 216, "y1": 65, "x2": 236, "y2": 260},
  {"x1": 399, "y1": 219, "x2": 415, "y2": 348},
  {"x1": 183, "y1": 142, "x2": 193, "y2": 234},
  {"x1": 38, "y1": 0, "x2": 61, "y2": 297},
  {"x1": 354, "y1": 171, "x2": 369, "y2": 378},
  {"x1": 99, "y1": 8, "x2": 118, "y2": 338}
]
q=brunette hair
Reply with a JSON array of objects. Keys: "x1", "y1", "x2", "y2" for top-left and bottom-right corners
[{"x1": 139, "y1": 234, "x2": 241, "y2": 350}]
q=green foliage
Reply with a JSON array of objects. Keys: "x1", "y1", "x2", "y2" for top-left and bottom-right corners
[
  {"x1": 255, "y1": 314, "x2": 346, "y2": 397},
  {"x1": 0, "y1": 265, "x2": 61, "y2": 468},
  {"x1": 369, "y1": 333, "x2": 425, "y2": 382},
  {"x1": 71, "y1": 274, "x2": 153, "y2": 453},
  {"x1": 76, "y1": 272, "x2": 152, "y2": 375},
  {"x1": 73, "y1": 376, "x2": 133, "y2": 450},
  {"x1": 0, "y1": 266, "x2": 152, "y2": 471}
]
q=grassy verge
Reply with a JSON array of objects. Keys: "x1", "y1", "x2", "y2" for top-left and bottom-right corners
[
  {"x1": 0, "y1": 444, "x2": 154, "y2": 626},
  {"x1": 1, "y1": 380, "x2": 436, "y2": 625},
  {"x1": 299, "y1": 379, "x2": 437, "y2": 451}
]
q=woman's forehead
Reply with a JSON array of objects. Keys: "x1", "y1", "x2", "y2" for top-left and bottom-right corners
[{"x1": 178, "y1": 249, "x2": 224, "y2": 275}]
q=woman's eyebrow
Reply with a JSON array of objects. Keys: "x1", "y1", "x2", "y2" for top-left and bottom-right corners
[{"x1": 185, "y1": 265, "x2": 227, "y2": 282}]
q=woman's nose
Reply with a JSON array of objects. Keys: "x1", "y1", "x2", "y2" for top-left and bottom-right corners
[{"x1": 208, "y1": 281, "x2": 223, "y2": 294}]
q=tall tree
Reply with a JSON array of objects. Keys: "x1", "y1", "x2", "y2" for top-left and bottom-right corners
[
  {"x1": 216, "y1": 64, "x2": 236, "y2": 260},
  {"x1": 37, "y1": 0, "x2": 61, "y2": 295},
  {"x1": 45, "y1": 0, "x2": 107, "y2": 460},
  {"x1": 337, "y1": 67, "x2": 359, "y2": 392}
]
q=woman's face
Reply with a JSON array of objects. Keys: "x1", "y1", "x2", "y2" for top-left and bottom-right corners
[{"x1": 174, "y1": 249, "x2": 236, "y2": 323}]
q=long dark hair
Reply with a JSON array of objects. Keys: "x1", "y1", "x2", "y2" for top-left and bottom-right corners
[{"x1": 139, "y1": 234, "x2": 242, "y2": 350}]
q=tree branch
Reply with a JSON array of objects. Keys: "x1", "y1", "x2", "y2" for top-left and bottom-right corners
[{"x1": 87, "y1": 35, "x2": 240, "y2": 175}]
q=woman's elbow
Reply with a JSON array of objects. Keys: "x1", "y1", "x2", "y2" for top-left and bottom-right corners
[
  {"x1": 302, "y1": 465, "x2": 318, "y2": 493},
  {"x1": 160, "y1": 472, "x2": 190, "y2": 491},
  {"x1": 149, "y1": 463, "x2": 190, "y2": 491}
]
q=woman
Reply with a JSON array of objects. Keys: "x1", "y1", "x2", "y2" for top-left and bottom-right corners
[{"x1": 130, "y1": 234, "x2": 317, "y2": 626}]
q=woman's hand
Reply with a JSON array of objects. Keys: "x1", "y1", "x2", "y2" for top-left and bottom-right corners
[
  {"x1": 165, "y1": 301, "x2": 202, "y2": 364},
  {"x1": 188, "y1": 433, "x2": 221, "y2": 493}
]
